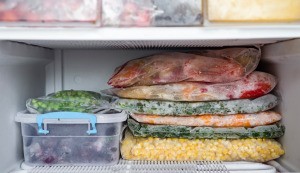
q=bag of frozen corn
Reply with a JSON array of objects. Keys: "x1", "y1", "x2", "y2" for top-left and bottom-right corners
[
  {"x1": 110, "y1": 71, "x2": 276, "y2": 101},
  {"x1": 121, "y1": 130, "x2": 284, "y2": 162},
  {"x1": 108, "y1": 47, "x2": 260, "y2": 87},
  {"x1": 130, "y1": 111, "x2": 281, "y2": 127},
  {"x1": 113, "y1": 94, "x2": 278, "y2": 116},
  {"x1": 128, "y1": 119, "x2": 285, "y2": 139}
]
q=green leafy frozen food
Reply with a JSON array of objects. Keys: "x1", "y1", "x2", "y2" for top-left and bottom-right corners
[
  {"x1": 114, "y1": 94, "x2": 278, "y2": 116},
  {"x1": 128, "y1": 119, "x2": 285, "y2": 139}
]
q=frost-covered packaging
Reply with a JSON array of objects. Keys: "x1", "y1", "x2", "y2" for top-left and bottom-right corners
[
  {"x1": 113, "y1": 94, "x2": 278, "y2": 116},
  {"x1": 128, "y1": 119, "x2": 285, "y2": 139},
  {"x1": 0, "y1": 0, "x2": 100, "y2": 26},
  {"x1": 102, "y1": 0, "x2": 202, "y2": 26},
  {"x1": 208, "y1": 0, "x2": 300, "y2": 23},
  {"x1": 111, "y1": 71, "x2": 275, "y2": 101},
  {"x1": 26, "y1": 90, "x2": 110, "y2": 114},
  {"x1": 130, "y1": 111, "x2": 282, "y2": 127},
  {"x1": 108, "y1": 47, "x2": 260, "y2": 87},
  {"x1": 121, "y1": 130, "x2": 285, "y2": 162}
]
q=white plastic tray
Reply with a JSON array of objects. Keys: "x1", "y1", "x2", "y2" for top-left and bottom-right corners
[{"x1": 11, "y1": 160, "x2": 277, "y2": 173}]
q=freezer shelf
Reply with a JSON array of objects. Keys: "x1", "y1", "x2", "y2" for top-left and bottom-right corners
[
  {"x1": 13, "y1": 160, "x2": 276, "y2": 173},
  {"x1": 0, "y1": 26, "x2": 300, "y2": 48}
]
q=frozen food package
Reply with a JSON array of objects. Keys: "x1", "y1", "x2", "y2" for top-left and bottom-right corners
[
  {"x1": 113, "y1": 94, "x2": 278, "y2": 116},
  {"x1": 102, "y1": 0, "x2": 202, "y2": 27},
  {"x1": 128, "y1": 119, "x2": 285, "y2": 139},
  {"x1": 0, "y1": 0, "x2": 100, "y2": 26},
  {"x1": 121, "y1": 130, "x2": 285, "y2": 162},
  {"x1": 208, "y1": 0, "x2": 300, "y2": 22},
  {"x1": 130, "y1": 111, "x2": 282, "y2": 127},
  {"x1": 111, "y1": 71, "x2": 276, "y2": 101},
  {"x1": 108, "y1": 47, "x2": 260, "y2": 87},
  {"x1": 26, "y1": 90, "x2": 110, "y2": 114}
]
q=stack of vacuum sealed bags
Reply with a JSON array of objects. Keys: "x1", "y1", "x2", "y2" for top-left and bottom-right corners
[{"x1": 107, "y1": 47, "x2": 285, "y2": 162}]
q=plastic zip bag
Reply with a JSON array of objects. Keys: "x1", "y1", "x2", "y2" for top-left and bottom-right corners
[
  {"x1": 0, "y1": 0, "x2": 99, "y2": 24},
  {"x1": 121, "y1": 130, "x2": 284, "y2": 162},
  {"x1": 130, "y1": 111, "x2": 281, "y2": 127},
  {"x1": 113, "y1": 94, "x2": 278, "y2": 116},
  {"x1": 108, "y1": 47, "x2": 260, "y2": 87},
  {"x1": 26, "y1": 90, "x2": 111, "y2": 114},
  {"x1": 128, "y1": 119, "x2": 285, "y2": 139},
  {"x1": 102, "y1": 0, "x2": 202, "y2": 26},
  {"x1": 110, "y1": 71, "x2": 276, "y2": 101}
]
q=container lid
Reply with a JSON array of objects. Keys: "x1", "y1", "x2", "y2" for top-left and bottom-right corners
[{"x1": 15, "y1": 110, "x2": 128, "y2": 124}]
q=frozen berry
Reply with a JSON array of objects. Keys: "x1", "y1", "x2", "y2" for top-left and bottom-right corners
[{"x1": 43, "y1": 156, "x2": 55, "y2": 164}]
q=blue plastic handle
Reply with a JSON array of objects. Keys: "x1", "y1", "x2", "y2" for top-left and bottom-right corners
[{"x1": 36, "y1": 112, "x2": 97, "y2": 135}]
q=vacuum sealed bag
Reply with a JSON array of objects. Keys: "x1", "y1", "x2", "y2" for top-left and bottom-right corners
[
  {"x1": 108, "y1": 47, "x2": 260, "y2": 87},
  {"x1": 208, "y1": 0, "x2": 300, "y2": 23},
  {"x1": 102, "y1": 0, "x2": 202, "y2": 26},
  {"x1": 130, "y1": 111, "x2": 281, "y2": 127},
  {"x1": 0, "y1": 0, "x2": 100, "y2": 26},
  {"x1": 26, "y1": 90, "x2": 110, "y2": 114},
  {"x1": 114, "y1": 94, "x2": 278, "y2": 116},
  {"x1": 111, "y1": 71, "x2": 276, "y2": 101},
  {"x1": 128, "y1": 119, "x2": 285, "y2": 139},
  {"x1": 121, "y1": 131, "x2": 285, "y2": 162}
]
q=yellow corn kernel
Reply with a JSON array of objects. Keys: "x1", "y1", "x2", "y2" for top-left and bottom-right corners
[{"x1": 121, "y1": 131, "x2": 285, "y2": 162}]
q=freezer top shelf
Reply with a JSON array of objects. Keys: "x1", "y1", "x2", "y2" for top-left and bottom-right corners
[{"x1": 1, "y1": 26, "x2": 300, "y2": 48}]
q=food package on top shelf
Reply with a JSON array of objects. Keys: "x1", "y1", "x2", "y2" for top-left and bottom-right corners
[
  {"x1": 128, "y1": 119, "x2": 285, "y2": 139},
  {"x1": 102, "y1": 0, "x2": 202, "y2": 26},
  {"x1": 113, "y1": 94, "x2": 278, "y2": 116},
  {"x1": 208, "y1": 0, "x2": 300, "y2": 22},
  {"x1": 26, "y1": 90, "x2": 111, "y2": 114},
  {"x1": 108, "y1": 47, "x2": 260, "y2": 87},
  {"x1": 0, "y1": 0, "x2": 100, "y2": 26},
  {"x1": 130, "y1": 111, "x2": 282, "y2": 127},
  {"x1": 111, "y1": 71, "x2": 276, "y2": 101},
  {"x1": 121, "y1": 130, "x2": 285, "y2": 162}
]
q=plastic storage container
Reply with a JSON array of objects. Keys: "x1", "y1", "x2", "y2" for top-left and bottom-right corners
[
  {"x1": 0, "y1": 0, "x2": 100, "y2": 26},
  {"x1": 207, "y1": 0, "x2": 300, "y2": 23},
  {"x1": 102, "y1": 0, "x2": 202, "y2": 27},
  {"x1": 15, "y1": 110, "x2": 127, "y2": 166}
]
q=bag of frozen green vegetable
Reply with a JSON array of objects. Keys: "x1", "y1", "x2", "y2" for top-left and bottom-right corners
[{"x1": 26, "y1": 90, "x2": 110, "y2": 114}]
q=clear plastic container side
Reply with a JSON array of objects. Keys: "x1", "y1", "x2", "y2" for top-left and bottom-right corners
[
  {"x1": 102, "y1": 0, "x2": 202, "y2": 26},
  {"x1": 23, "y1": 136, "x2": 120, "y2": 165},
  {"x1": 21, "y1": 122, "x2": 122, "y2": 165},
  {"x1": 0, "y1": 0, "x2": 100, "y2": 26},
  {"x1": 21, "y1": 123, "x2": 122, "y2": 137}
]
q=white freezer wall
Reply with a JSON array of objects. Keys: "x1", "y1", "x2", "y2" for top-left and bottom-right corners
[
  {"x1": 0, "y1": 42, "x2": 53, "y2": 172},
  {"x1": 263, "y1": 39, "x2": 300, "y2": 171}
]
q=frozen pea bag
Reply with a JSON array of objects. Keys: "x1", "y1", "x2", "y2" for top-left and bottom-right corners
[{"x1": 26, "y1": 90, "x2": 112, "y2": 114}]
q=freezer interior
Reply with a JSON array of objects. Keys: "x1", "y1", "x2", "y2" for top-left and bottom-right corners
[{"x1": 0, "y1": 39, "x2": 300, "y2": 172}]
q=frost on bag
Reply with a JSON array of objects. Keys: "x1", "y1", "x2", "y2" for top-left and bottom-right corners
[
  {"x1": 102, "y1": 0, "x2": 202, "y2": 26},
  {"x1": 114, "y1": 94, "x2": 278, "y2": 116},
  {"x1": 111, "y1": 71, "x2": 276, "y2": 101},
  {"x1": 108, "y1": 47, "x2": 261, "y2": 87},
  {"x1": 128, "y1": 119, "x2": 285, "y2": 139},
  {"x1": 121, "y1": 130, "x2": 285, "y2": 162},
  {"x1": 26, "y1": 90, "x2": 110, "y2": 114},
  {"x1": 131, "y1": 111, "x2": 282, "y2": 127},
  {"x1": 0, "y1": 0, "x2": 99, "y2": 25}
]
